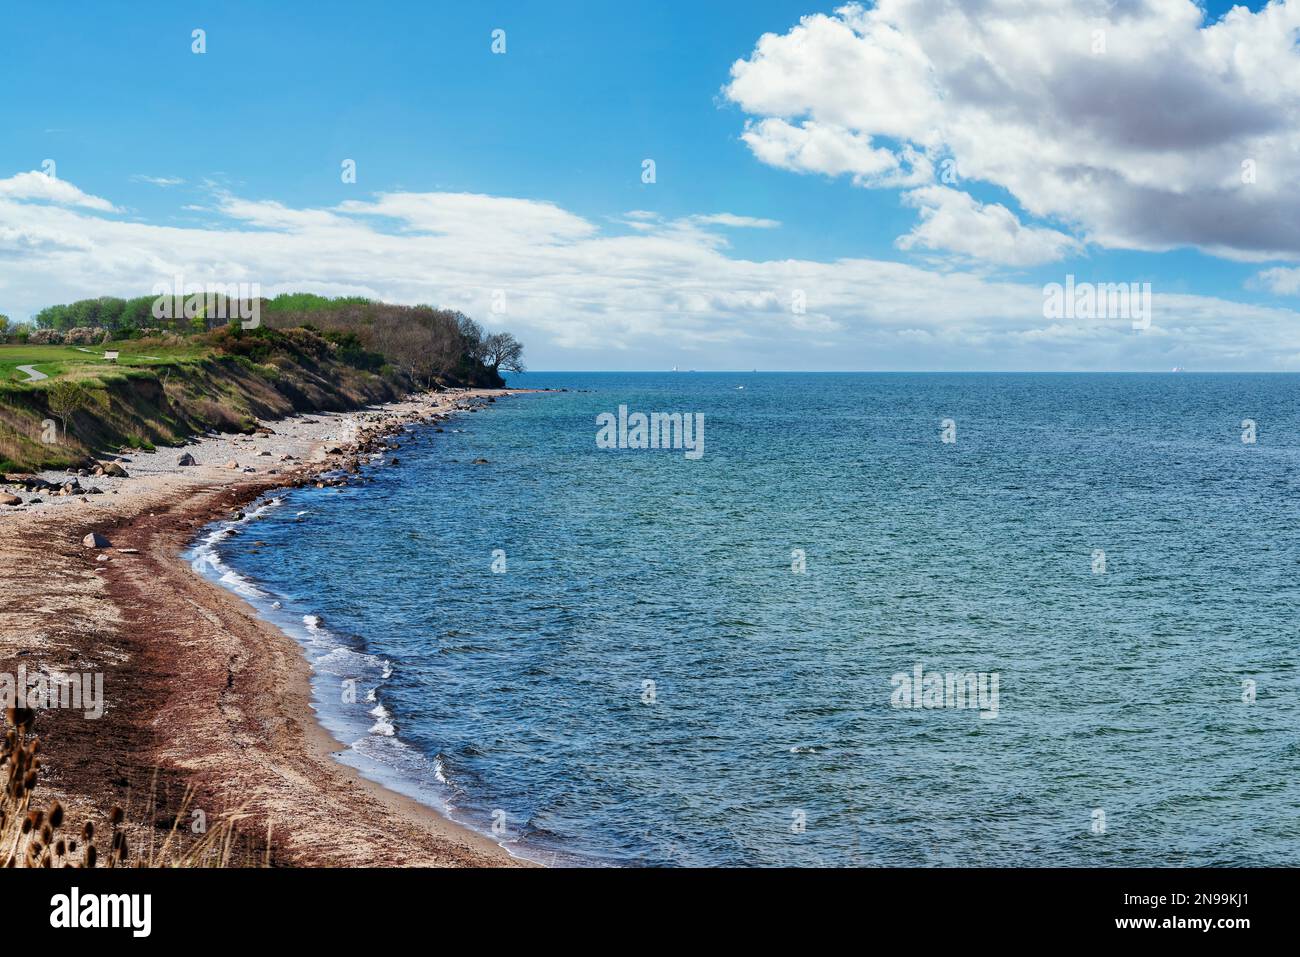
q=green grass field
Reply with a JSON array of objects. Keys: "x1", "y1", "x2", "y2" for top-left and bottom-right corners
[{"x1": 0, "y1": 341, "x2": 208, "y2": 386}]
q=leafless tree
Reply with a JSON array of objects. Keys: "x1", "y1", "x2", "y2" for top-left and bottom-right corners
[{"x1": 481, "y1": 332, "x2": 525, "y2": 375}]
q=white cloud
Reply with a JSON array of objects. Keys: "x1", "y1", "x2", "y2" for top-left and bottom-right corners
[
  {"x1": 337, "y1": 191, "x2": 596, "y2": 244},
  {"x1": 132, "y1": 175, "x2": 185, "y2": 187},
  {"x1": 738, "y1": 118, "x2": 930, "y2": 186},
  {"x1": 0, "y1": 171, "x2": 118, "y2": 212},
  {"x1": 724, "y1": 0, "x2": 1300, "y2": 263},
  {"x1": 1256, "y1": 267, "x2": 1300, "y2": 295},
  {"x1": 687, "y1": 213, "x2": 781, "y2": 229},
  {"x1": 897, "y1": 186, "x2": 1081, "y2": 266},
  {"x1": 2, "y1": 173, "x2": 1300, "y2": 371}
]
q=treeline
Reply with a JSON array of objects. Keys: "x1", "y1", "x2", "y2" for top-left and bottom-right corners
[
  {"x1": 17, "y1": 293, "x2": 524, "y2": 389},
  {"x1": 260, "y1": 295, "x2": 525, "y2": 388}
]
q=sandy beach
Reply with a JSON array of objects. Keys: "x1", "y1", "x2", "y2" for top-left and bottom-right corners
[{"x1": 0, "y1": 390, "x2": 529, "y2": 867}]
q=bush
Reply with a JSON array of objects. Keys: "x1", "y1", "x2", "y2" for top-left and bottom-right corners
[{"x1": 65, "y1": 326, "x2": 106, "y2": 345}]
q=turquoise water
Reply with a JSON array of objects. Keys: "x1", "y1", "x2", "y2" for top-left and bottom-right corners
[{"x1": 194, "y1": 373, "x2": 1300, "y2": 866}]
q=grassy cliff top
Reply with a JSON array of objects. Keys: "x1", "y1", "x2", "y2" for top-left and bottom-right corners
[{"x1": 0, "y1": 341, "x2": 209, "y2": 388}]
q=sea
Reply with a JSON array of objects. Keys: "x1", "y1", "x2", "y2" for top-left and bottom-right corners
[{"x1": 188, "y1": 372, "x2": 1300, "y2": 866}]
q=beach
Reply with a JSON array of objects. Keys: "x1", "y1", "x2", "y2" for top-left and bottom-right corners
[{"x1": 0, "y1": 390, "x2": 528, "y2": 867}]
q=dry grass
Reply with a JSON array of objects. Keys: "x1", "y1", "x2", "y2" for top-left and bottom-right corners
[{"x1": 2, "y1": 708, "x2": 270, "y2": 868}]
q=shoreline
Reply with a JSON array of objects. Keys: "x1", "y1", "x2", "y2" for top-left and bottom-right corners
[{"x1": 0, "y1": 390, "x2": 536, "y2": 867}]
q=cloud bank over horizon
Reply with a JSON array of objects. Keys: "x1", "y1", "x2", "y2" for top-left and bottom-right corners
[{"x1": 4, "y1": 170, "x2": 1300, "y2": 371}]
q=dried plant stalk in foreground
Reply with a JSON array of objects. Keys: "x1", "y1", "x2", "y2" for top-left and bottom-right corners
[{"x1": 2, "y1": 707, "x2": 268, "y2": 867}]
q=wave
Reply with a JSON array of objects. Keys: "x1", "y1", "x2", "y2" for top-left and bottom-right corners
[{"x1": 184, "y1": 488, "x2": 546, "y2": 866}]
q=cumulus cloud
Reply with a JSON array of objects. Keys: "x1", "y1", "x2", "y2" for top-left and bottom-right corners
[
  {"x1": 738, "y1": 118, "x2": 931, "y2": 186},
  {"x1": 724, "y1": 0, "x2": 1300, "y2": 263},
  {"x1": 898, "y1": 186, "x2": 1081, "y2": 265}
]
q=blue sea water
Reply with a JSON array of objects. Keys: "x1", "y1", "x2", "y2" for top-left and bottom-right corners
[{"x1": 192, "y1": 373, "x2": 1300, "y2": 866}]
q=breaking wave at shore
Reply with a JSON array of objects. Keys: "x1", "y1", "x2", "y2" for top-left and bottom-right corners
[{"x1": 185, "y1": 417, "x2": 552, "y2": 865}]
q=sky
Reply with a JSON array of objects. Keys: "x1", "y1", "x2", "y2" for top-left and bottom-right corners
[{"x1": 2, "y1": 0, "x2": 1300, "y2": 371}]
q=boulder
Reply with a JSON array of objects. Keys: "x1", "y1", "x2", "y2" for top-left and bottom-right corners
[
  {"x1": 224, "y1": 460, "x2": 239, "y2": 469},
  {"x1": 99, "y1": 462, "x2": 129, "y2": 478},
  {"x1": 82, "y1": 532, "x2": 111, "y2": 549},
  {"x1": 0, "y1": 493, "x2": 22, "y2": 507},
  {"x1": 177, "y1": 452, "x2": 197, "y2": 467}
]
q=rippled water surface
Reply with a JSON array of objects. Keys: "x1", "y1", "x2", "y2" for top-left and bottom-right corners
[{"x1": 198, "y1": 373, "x2": 1300, "y2": 866}]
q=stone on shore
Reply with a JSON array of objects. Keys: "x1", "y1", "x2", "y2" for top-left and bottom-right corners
[
  {"x1": 0, "y1": 493, "x2": 22, "y2": 507},
  {"x1": 178, "y1": 452, "x2": 197, "y2": 466},
  {"x1": 83, "y1": 532, "x2": 112, "y2": 548}
]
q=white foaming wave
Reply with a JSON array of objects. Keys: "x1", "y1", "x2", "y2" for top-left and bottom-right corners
[
  {"x1": 188, "y1": 493, "x2": 290, "y2": 600},
  {"x1": 218, "y1": 569, "x2": 267, "y2": 599},
  {"x1": 191, "y1": 536, "x2": 267, "y2": 600},
  {"x1": 190, "y1": 492, "x2": 452, "y2": 835},
  {"x1": 241, "y1": 496, "x2": 286, "y2": 522},
  {"x1": 369, "y1": 703, "x2": 396, "y2": 736},
  {"x1": 312, "y1": 644, "x2": 389, "y2": 681}
]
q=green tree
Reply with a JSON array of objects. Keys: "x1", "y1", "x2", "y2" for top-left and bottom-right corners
[{"x1": 47, "y1": 379, "x2": 93, "y2": 439}]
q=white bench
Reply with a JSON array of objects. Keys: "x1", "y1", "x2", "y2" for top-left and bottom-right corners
[{"x1": 103, "y1": 351, "x2": 119, "y2": 363}]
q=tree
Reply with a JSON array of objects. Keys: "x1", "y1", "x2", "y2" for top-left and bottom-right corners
[
  {"x1": 0, "y1": 315, "x2": 10, "y2": 338},
  {"x1": 47, "y1": 379, "x2": 93, "y2": 439},
  {"x1": 481, "y1": 332, "x2": 525, "y2": 375},
  {"x1": 456, "y1": 313, "x2": 486, "y2": 361}
]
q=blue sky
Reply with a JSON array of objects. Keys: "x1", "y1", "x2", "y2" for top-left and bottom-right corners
[
  {"x1": 2, "y1": 0, "x2": 1299, "y2": 370},
  {"x1": 4, "y1": 1, "x2": 905, "y2": 259}
]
